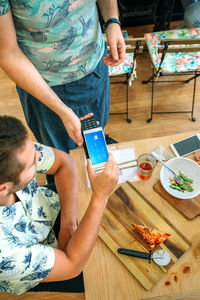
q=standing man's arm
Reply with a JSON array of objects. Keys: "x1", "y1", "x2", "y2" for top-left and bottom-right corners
[
  {"x1": 0, "y1": 12, "x2": 86, "y2": 146},
  {"x1": 97, "y1": 0, "x2": 126, "y2": 67}
]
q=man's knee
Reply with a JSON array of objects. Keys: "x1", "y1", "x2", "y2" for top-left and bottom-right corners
[{"x1": 184, "y1": 2, "x2": 200, "y2": 28}]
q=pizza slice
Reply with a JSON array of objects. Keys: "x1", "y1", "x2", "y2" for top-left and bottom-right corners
[{"x1": 132, "y1": 223, "x2": 171, "y2": 249}]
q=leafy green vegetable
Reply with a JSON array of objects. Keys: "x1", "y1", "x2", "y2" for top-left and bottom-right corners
[
  {"x1": 169, "y1": 171, "x2": 193, "y2": 193},
  {"x1": 179, "y1": 171, "x2": 193, "y2": 183},
  {"x1": 169, "y1": 184, "x2": 183, "y2": 192}
]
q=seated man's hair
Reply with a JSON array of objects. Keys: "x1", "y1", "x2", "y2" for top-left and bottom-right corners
[{"x1": 0, "y1": 116, "x2": 28, "y2": 184}]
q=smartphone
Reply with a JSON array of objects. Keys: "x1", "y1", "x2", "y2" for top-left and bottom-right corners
[
  {"x1": 170, "y1": 134, "x2": 200, "y2": 157},
  {"x1": 82, "y1": 127, "x2": 109, "y2": 169}
]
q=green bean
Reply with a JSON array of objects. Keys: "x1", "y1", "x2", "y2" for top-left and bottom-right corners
[
  {"x1": 169, "y1": 171, "x2": 194, "y2": 193},
  {"x1": 183, "y1": 185, "x2": 193, "y2": 192},
  {"x1": 169, "y1": 184, "x2": 183, "y2": 192},
  {"x1": 179, "y1": 171, "x2": 193, "y2": 183},
  {"x1": 179, "y1": 178, "x2": 184, "y2": 186}
]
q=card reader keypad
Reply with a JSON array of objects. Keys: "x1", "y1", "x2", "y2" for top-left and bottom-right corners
[{"x1": 81, "y1": 116, "x2": 98, "y2": 131}]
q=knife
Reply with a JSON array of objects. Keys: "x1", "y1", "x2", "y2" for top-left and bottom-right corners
[{"x1": 117, "y1": 248, "x2": 164, "y2": 264}]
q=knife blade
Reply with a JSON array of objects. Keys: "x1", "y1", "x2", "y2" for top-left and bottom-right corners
[{"x1": 117, "y1": 248, "x2": 164, "y2": 263}]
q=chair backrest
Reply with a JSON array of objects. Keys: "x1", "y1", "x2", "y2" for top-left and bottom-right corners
[
  {"x1": 158, "y1": 38, "x2": 200, "y2": 53},
  {"x1": 107, "y1": 37, "x2": 146, "y2": 55},
  {"x1": 123, "y1": 37, "x2": 146, "y2": 54}
]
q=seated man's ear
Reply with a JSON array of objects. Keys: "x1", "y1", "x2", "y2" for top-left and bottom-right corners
[{"x1": 0, "y1": 183, "x2": 9, "y2": 197}]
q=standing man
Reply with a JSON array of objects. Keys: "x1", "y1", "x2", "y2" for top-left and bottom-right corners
[{"x1": 0, "y1": 1, "x2": 125, "y2": 152}]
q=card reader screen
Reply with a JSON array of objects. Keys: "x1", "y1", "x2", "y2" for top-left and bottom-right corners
[
  {"x1": 84, "y1": 130, "x2": 108, "y2": 165},
  {"x1": 173, "y1": 135, "x2": 200, "y2": 156}
]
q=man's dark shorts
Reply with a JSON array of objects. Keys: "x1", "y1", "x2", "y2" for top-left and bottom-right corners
[{"x1": 17, "y1": 49, "x2": 110, "y2": 153}]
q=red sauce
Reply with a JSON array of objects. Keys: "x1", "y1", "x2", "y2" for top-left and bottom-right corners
[
  {"x1": 183, "y1": 266, "x2": 190, "y2": 274},
  {"x1": 174, "y1": 275, "x2": 178, "y2": 282},
  {"x1": 137, "y1": 162, "x2": 152, "y2": 181}
]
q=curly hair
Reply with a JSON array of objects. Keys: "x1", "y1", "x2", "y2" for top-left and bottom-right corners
[{"x1": 0, "y1": 116, "x2": 28, "y2": 184}]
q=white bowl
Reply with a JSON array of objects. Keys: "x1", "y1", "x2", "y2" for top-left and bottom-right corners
[{"x1": 160, "y1": 157, "x2": 200, "y2": 199}]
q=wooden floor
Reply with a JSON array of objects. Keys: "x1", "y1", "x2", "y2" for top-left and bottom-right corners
[
  {"x1": 108, "y1": 21, "x2": 200, "y2": 143},
  {"x1": 0, "y1": 21, "x2": 200, "y2": 300}
]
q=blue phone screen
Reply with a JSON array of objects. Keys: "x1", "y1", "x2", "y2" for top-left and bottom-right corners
[{"x1": 84, "y1": 130, "x2": 108, "y2": 165}]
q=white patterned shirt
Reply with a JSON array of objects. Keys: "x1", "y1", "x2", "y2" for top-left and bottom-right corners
[{"x1": 0, "y1": 142, "x2": 60, "y2": 295}]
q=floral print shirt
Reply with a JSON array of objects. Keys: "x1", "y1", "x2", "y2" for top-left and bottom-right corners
[
  {"x1": 0, "y1": 0, "x2": 104, "y2": 86},
  {"x1": 0, "y1": 142, "x2": 61, "y2": 295}
]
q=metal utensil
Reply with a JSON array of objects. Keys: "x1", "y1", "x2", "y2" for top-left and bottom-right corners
[
  {"x1": 95, "y1": 159, "x2": 137, "y2": 172},
  {"x1": 151, "y1": 151, "x2": 185, "y2": 185},
  {"x1": 118, "y1": 248, "x2": 171, "y2": 266}
]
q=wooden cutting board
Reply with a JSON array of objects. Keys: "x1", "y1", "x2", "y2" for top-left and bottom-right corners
[
  {"x1": 153, "y1": 181, "x2": 200, "y2": 220},
  {"x1": 99, "y1": 182, "x2": 191, "y2": 291}
]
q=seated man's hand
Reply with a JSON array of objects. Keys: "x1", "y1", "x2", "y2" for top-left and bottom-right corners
[{"x1": 87, "y1": 153, "x2": 119, "y2": 199}]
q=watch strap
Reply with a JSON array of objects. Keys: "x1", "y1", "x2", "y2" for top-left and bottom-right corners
[{"x1": 103, "y1": 17, "x2": 121, "y2": 31}]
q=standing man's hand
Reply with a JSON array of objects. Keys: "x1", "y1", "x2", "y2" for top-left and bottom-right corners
[
  {"x1": 103, "y1": 24, "x2": 126, "y2": 67},
  {"x1": 60, "y1": 111, "x2": 94, "y2": 147}
]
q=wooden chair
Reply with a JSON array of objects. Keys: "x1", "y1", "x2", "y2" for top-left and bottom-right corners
[
  {"x1": 143, "y1": 28, "x2": 200, "y2": 122},
  {"x1": 107, "y1": 37, "x2": 146, "y2": 123}
]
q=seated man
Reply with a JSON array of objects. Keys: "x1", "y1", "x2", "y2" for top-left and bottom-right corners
[
  {"x1": 181, "y1": 0, "x2": 200, "y2": 28},
  {"x1": 0, "y1": 115, "x2": 118, "y2": 295}
]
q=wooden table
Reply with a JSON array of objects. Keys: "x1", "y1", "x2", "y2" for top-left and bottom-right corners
[{"x1": 71, "y1": 131, "x2": 200, "y2": 300}]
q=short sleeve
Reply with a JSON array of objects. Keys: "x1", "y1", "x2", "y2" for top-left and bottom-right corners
[
  {"x1": 0, "y1": 244, "x2": 55, "y2": 295},
  {"x1": 34, "y1": 142, "x2": 55, "y2": 174},
  {"x1": 0, "y1": 0, "x2": 10, "y2": 16}
]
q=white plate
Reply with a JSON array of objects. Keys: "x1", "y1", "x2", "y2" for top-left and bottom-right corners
[{"x1": 160, "y1": 157, "x2": 200, "y2": 199}]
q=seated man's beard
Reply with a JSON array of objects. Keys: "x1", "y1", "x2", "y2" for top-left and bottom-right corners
[{"x1": 9, "y1": 176, "x2": 35, "y2": 194}]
